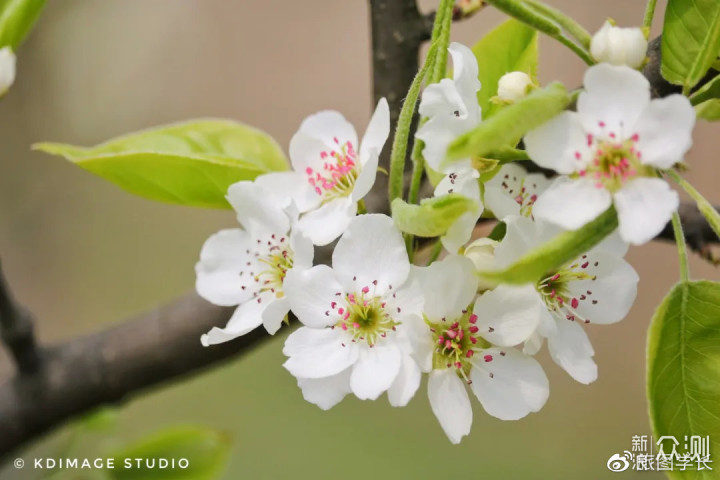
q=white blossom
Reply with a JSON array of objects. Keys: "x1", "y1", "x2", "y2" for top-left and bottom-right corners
[
  {"x1": 475, "y1": 216, "x2": 638, "y2": 384},
  {"x1": 283, "y1": 214, "x2": 423, "y2": 409},
  {"x1": 416, "y1": 43, "x2": 481, "y2": 173},
  {"x1": 590, "y1": 21, "x2": 647, "y2": 69},
  {"x1": 484, "y1": 163, "x2": 551, "y2": 220},
  {"x1": 525, "y1": 64, "x2": 695, "y2": 245},
  {"x1": 433, "y1": 168, "x2": 483, "y2": 253},
  {"x1": 260, "y1": 99, "x2": 390, "y2": 246},
  {"x1": 0, "y1": 47, "x2": 16, "y2": 96},
  {"x1": 195, "y1": 181, "x2": 313, "y2": 346},
  {"x1": 497, "y1": 71, "x2": 533, "y2": 102},
  {"x1": 407, "y1": 255, "x2": 549, "y2": 444}
]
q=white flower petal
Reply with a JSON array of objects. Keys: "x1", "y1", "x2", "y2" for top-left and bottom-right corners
[
  {"x1": 255, "y1": 171, "x2": 320, "y2": 213},
  {"x1": 428, "y1": 370, "x2": 472, "y2": 444},
  {"x1": 387, "y1": 354, "x2": 422, "y2": 407},
  {"x1": 296, "y1": 110, "x2": 358, "y2": 152},
  {"x1": 296, "y1": 368, "x2": 352, "y2": 410},
  {"x1": 470, "y1": 348, "x2": 549, "y2": 420},
  {"x1": 533, "y1": 177, "x2": 612, "y2": 231},
  {"x1": 418, "y1": 78, "x2": 467, "y2": 119},
  {"x1": 577, "y1": 63, "x2": 650, "y2": 140},
  {"x1": 484, "y1": 164, "x2": 551, "y2": 219},
  {"x1": 283, "y1": 327, "x2": 358, "y2": 379},
  {"x1": 613, "y1": 178, "x2": 679, "y2": 245},
  {"x1": 227, "y1": 181, "x2": 291, "y2": 235},
  {"x1": 492, "y1": 215, "x2": 539, "y2": 268},
  {"x1": 261, "y1": 297, "x2": 290, "y2": 335},
  {"x1": 289, "y1": 231, "x2": 314, "y2": 271},
  {"x1": 473, "y1": 284, "x2": 545, "y2": 347},
  {"x1": 448, "y1": 42, "x2": 482, "y2": 110},
  {"x1": 332, "y1": 214, "x2": 410, "y2": 294},
  {"x1": 632, "y1": 95, "x2": 696, "y2": 169},
  {"x1": 0, "y1": 47, "x2": 16, "y2": 94},
  {"x1": 359, "y1": 98, "x2": 390, "y2": 165},
  {"x1": 195, "y1": 229, "x2": 255, "y2": 306},
  {"x1": 200, "y1": 294, "x2": 270, "y2": 346},
  {"x1": 284, "y1": 266, "x2": 345, "y2": 328},
  {"x1": 547, "y1": 320, "x2": 597, "y2": 384},
  {"x1": 296, "y1": 196, "x2": 357, "y2": 246},
  {"x1": 524, "y1": 112, "x2": 590, "y2": 174},
  {"x1": 417, "y1": 255, "x2": 478, "y2": 321},
  {"x1": 351, "y1": 149, "x2": 379, "y2": 201},
  {"x1": 403, "y1": 311, "x2": 434, "y2": 371},
  {"x1": 350, "y1": 345, "x2": 402, "y2": 400},
  {"x1": 567, "y1": 251, "x2": 638, "y2": 325},
  {"x1": 433, "y1": 169, "x2": 482, "y2": 252},
  {"x1": 592, "y1": 229, "x2": 629, "y2": 257},
  {"x1": 523, "y1": 331, "x2": 545, "y2": 356}
]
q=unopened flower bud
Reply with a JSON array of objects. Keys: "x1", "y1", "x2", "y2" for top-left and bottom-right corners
[
  {"x1": 590, "y1": 21, "x2": 647, "y2": 69},
  {"x1": 0, "y1": 47, "x2": 15, "y2": 96},
  {"x1": 497, "y1": 71, "x2": 533, "y2": 102},
  {"x1": 464, "y1": 237, "x2": 498, "y2": 291}
]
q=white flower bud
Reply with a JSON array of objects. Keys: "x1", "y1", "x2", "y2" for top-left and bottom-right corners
[
  {"x1": 0, "y1": 47, "x2": 16, "y2": 96},
  {"x1": 590, "y1": 21, "x2": 647, "y2": 69},
  {"x1": 463, "y1": 237, "x2": 498, "y2": 291},
  {"x1": 497, "y1": 71, "x2": 533, "y2": 102}
]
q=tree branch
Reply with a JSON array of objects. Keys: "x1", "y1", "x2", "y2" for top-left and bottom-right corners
[
  {"x1": 0, "y1": 294, "x2": 270, "y2": 456},
  {"x1": 1, "y1": 6, "x2": 719, "y2": 462},
  {"x1": 0, "y1": 261, "x2": 40, "y2": 374}
]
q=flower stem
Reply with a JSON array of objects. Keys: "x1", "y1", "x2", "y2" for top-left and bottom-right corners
[
  {"x1": 523, "y1": 0, "x2": 592, "y2": 48},
  {"x1": 671, "y1": 211, "x2": 690, "y2": 282},
  {"x1": 642, "y1": 0, "x2": 658, "y2": 30},
  {"x1": 357, "y1": 199, "x2": 367, "y2": 214},
  {"x1": 485, "y1": 0, "x2": 594, "y2": 65},
  {"x1": 388, "y1": 44, "x2": 438, "y2": 206},
  {"x1": 667, "y1": 170, "x2": 720, "y2": 241}
]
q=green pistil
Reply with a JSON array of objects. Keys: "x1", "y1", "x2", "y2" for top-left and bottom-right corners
[
  {"x1": 574, "y1": 138, "x2": 652, "y2": 193},
  {"x1": 536, "y1": 259, "x2": 596, "y2": 321},
  {"x1": 256, "y1": 250, "x2": 293, "y2": 299},
  {"x1": 428, "y1": 307, "x2": 490, "y2": 381},
  {"x1": 335, "y1": 293, "x2": 399, "y2": 347}
]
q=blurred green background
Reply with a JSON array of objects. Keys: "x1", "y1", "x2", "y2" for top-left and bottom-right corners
[{"x1": 0, "y1": 0, "x2": 718, "y2": 478}]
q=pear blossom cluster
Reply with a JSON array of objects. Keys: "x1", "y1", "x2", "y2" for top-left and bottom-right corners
[{"x1": 194, "y1": 38, "x2": 696, "y2": 443}]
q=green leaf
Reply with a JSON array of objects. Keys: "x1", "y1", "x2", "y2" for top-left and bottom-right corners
[
  {"x1": 109, "y1": 426, "x2": 231, "y2": 480},
  {"x1": 0, "y1": 0, "x2": 46, "y2": 48},
  {"x1": 446, "y1": 82, "x2": 570, "y2": 165},
  {"x1": 34, "y1": 119, "x2": 289, "y2": 209},
  {"x1": 392, "y1": 194, "x2": 478, "y2": 237},
  {"x1": 479, "y1": 206, "x2": 618, "y2": 284},
  {"x1": 695, "y1": 99, "x2": 720, "y2": 121},
  {"x1": 647, "y1": 280, "x2": 720, "y2": 480},
  {"x1": 471, "y1": 19, "x2": 538, "y2": 117},
  {"x1": 661, "y1": 0, "x2": 720, "y2": 91}
]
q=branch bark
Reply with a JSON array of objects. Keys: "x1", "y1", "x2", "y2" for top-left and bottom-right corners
[
  {"x1": 0, "y1": 261, "x2": 40, "y2": 375},
  {"x1": 1, "y1": 5, "x2": 719, "y2": 462}
]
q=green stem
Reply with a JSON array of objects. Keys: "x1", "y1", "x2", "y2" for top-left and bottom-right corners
[
  {"x1": 524, "y1": 0, "x2": 592, "y2": 48},
  {"x1": 667, "y1": 170, "x2": 720, "y2": 241},
  {"x1": 642, "y1": 0, "x2": 658, "y2": 30},
  {"x1": 485, "y1": 0, "x2": 594, "y2": 65},
  {"x1": 556, "y1": 34, "x2": 594, "y2": 65},
  {"x1": 357, "y1": 199, "x2": 367, "y2": 214},
  {"x1": 671, "y1": 212, "x2": 690, "y2": 282},
  {"x1": 388, "y1": 44, "x2": 438, "y2": 205}
]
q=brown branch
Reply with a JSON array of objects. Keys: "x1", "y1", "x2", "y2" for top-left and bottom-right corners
[
  {"x1": 0, "y1": 294, "x2": 268, "y2": 456},
  {"x1": 1, "y1": 5, "x2": 719, "y2": 462},
  {"x1": 0, "y1": 261, "x2": 40, "y2": 374}
]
